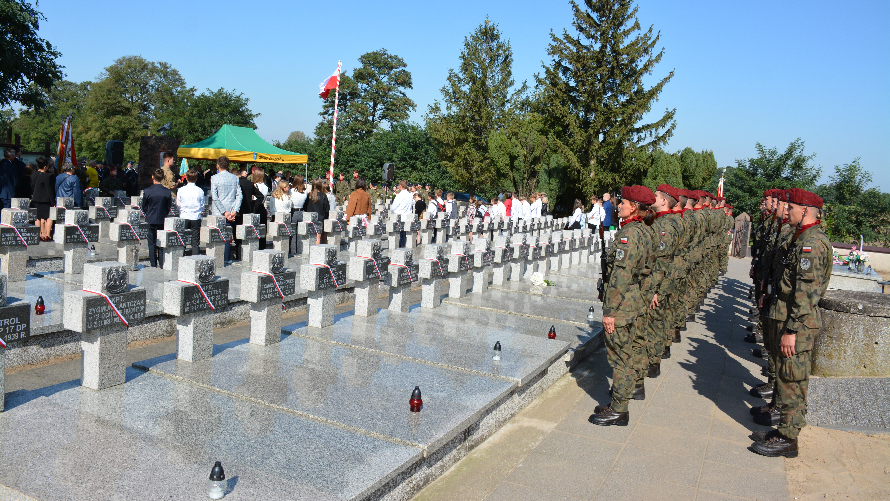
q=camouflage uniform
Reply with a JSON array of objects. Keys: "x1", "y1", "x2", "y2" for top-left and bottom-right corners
[
  {"x1": 643, "y1": 212, "x2": 681, "y2": 367},
  {"x1": 769, "y1": 222, "x2": 831, "y2": 439},
  {"x1": 685, "y1": 208, "x2": 707, "y2": 313},
  {"x1": 335, "y1": 179, "x2": 351, "y2": 203},
  {"x1": 765, "y1": 221, "x2": 795, "y2": 387},
  {"x1": 602, "y1": 220, "x2": 651, "y2": 412}
]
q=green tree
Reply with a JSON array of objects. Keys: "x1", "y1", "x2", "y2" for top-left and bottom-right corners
[
  {"x1": 679, "y1": 147, "x2": 717, "y2": 190},
  {"x1": 349, "y1": 122, "x2": 453, "y2": 188},
  {"x1": 641, "y1": 149, "x2": 684, "y2": 191},
  {"x1": 77, "y1": 56, "x2": 188, "y2": 160},
  {"x1": 537, "y1": 0, "x2": 676, "y2": 206},
  {"x1": 0, "y1": 0, "x2": 64, "y2": 109},
  {"x1": 426, "y1": 19, "x2": 527, "y2": 193},
  {"x1": 12, "y1": 80, "x2": 90, "y2": 154},
  {"x1": 489, "y1": 112, "x2": 569, "y2": 197},
  {"x1": 817, "y1": 160, "x2": 890, "y2": 246},
  {"x1": 723, "y1": 138, "x2": 821, "y2": 220},
  {"x1": 164, "y1": 87, "x2": 259, "y2": 145},
  {"x1": 0, "y1": 107, "x2": 15, "y2": 134}
]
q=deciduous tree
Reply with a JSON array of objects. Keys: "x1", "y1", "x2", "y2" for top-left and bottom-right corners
[{"x1": 0, "y1": 0, "x2": 64, "y2": 109}]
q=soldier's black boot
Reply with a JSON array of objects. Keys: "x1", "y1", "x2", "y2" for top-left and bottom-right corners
[
  {"x1": 749, "y1": 399, "x2": 775, "y2": 416},
  {"x1": 743, "y1": 332, "x2": 763, "y2": 344},
  {"x1": 673, "y1": 329, "x2": 681, "y2": 343},
  {"x1": 632, "y1": 383, "x2": 645, "y2": 400},
  {"x1": 662, "y1": 346, "x2": 671, "y2": 359},
  {"x1": 750, "y1": 382, "x2": 774, "y2": 399},
  {"x1": 647, "y1": 363, "x2": 660, "y2": 378},
  {"x1": 752, "y1": 347, "x2": 768, "y2": 359},
  {"x1": 589, "y1": 405, "x2": 629, "y2": 427},
  {"x1": 753, "y1": 405, "x2": 781, "y2": 426},
  {"x1": 749, "y1": 432, "x2": 798, "y2": 458}
]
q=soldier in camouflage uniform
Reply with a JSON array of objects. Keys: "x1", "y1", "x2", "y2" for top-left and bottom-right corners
[
  {"x1": 334, "y1": 172, "x2": 351, "y2": 203},
  {"x1": 642, "y1": 184, "x2": 683, "y2": 378},
  {"x1": 590, "y1": 185, "x2": 655, "y2": 426},
  {"x1": 751, "y1": 188, "x2": 831, "y2": 457},
  {"x1": 669, "y1": 190, "x2": 694, "y2": 343}
]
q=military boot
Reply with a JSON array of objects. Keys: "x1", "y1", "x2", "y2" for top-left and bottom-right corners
[
  {"x1": 750, "y1": 429, "x2": 781, "y2": 442},
  {"x1": 752, "y1": 347, "x2": 768, "y2": 359},
  {"x1": 749, "y1": 432, "x2": 798, "y2": 458},
  {"x1": 633, "y1": 384, "x2": 645, "y2": 400},
  {"x1": 673, "y1": 329, "x2": 681, "y2": 343},
  {"x1": 647, "y1": 363, "x2": 661, "y2": 378},
  {"x1": 753, "y1": 406, "x2": 781, "y2": 426},
  {"x1": 589, "y1": 405, "x2": 629, "y2": 427},
  {"x1": 743, "y1": 332, "x2": 763, "y2": 344},
  {"x1": 750, "y1": 382, "x2": 774, "y2": 399},
  {"x1": 662, "y1": 346, "x2": 671, "y2": 359},
  {"x1": 749, "y1": 401, "x2": 775, "y2": 416}
]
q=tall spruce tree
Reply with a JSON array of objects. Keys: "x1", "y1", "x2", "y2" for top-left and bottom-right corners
[
  {"x1": 537, "y1": 0, "x2": 676, "y2": 205},
  {"x1": 426, "y1": 19, "x2": 527, "y2": 193}
]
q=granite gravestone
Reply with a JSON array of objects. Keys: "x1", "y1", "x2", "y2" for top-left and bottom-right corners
[
  {"x1": 401, "y1": 213, "x2": 420, "y2": 249},
  {"x1": 63, "y1": 262, "x2": 146, "y2": 390},
  {"x1": 388, "y1": 248, "x2": 419, "y2": 313},
  {"x1": 346, "y1": 215, "x2": 368, "y2": 254},
  {"x1": 109, "y1": 209, "x2": 150, "y2": 268},
  {"x1": 472, "y1": 237, "x2": 492, "y2": 294},
  {"x1": 235, "y1": 213, "x2": 266, "y2": 265},
  {"x1": 268, "y1": 212, "x2": 295, "y2": 256},
  {"x1": 200, "y1": 215, "x2": 233, "y2": 268},
  {"x1": 491, "y1": 234, "x2": 514, "y2": 286},
  {"x1": 300, "y1": 245, "x2": 347, "y2": 328},
  {"x1": 523, "y1": 234, "x2": 541, "y2": 279},
  {"x1": 537, "y1": 232, "x2": 552, "y2": 274},
  {"x1": 54, "y1": 209, "x2": 99, "y2": 274},
  {"x1": 0, "y1": 208, "x2": 39, "y2": 282},
  {"x1": 49, "y1": 197, "x2": 74, "y2": 223},
  {"x1": 419, "y1": 243, "x2": 449, "y2": 309},
  {"x1": 9, "y1": 198, "x2": 35, "y2": 223},
  {"x1": 325, "y1": 208, "x2": 347, "y2": 250},
  {"x1": 89, "y1": 196, "x2": 119, "y2": 239},
  {"x1": 297, "y1": 212, "x2": 320, "y2": 257},
  {"x1": 158, "y1": 217, "x2": 192, "y2": 272},
  {"x1": 162, "y1": 256, "x2": 229, "y2": 361},
  {"x1": 347, "y1": 240, "x2": 390, "y2": 317},
  {"x1": 578, "y1": 228, "x2": 592, "y2": 264},
  {"x1": 242, "y1": 250, "x2": 296, "y2": 345},
  {"x1": 0, "y1": 271, "x2": 31, "y2": 411},
  {"x1": 569, "y1": 229, "x2": 583, "y2": 266},
  {"x1": 549, "y1": 230, "x2": 564, "y2": 272},
  {"x1": 509, "y1": 233, "x2": 528, "y2": 282},
  {"x1": 385, "y1": 217, "x2": 404, "y2": 251},
  {"x1": 447, "y1": 240, "x2": 473, "y2": 298}
]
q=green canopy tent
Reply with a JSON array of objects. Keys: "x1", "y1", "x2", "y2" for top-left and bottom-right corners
[{"x1": 177, "y1": 124, "x2": 308, "y2": 164}]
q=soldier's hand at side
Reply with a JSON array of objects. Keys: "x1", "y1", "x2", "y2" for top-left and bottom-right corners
[
  {"x1": 780, "y1": 332, "x2": 796, "y2": 357},
  {"x1": 649, "y1": 294, "x2": 659, "y2": 309},
  {"x1": 603, "y1": 316, "x2": 615, "y2": 334}
]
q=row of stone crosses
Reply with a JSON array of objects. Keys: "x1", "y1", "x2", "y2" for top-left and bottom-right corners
[{"x1": 0, "y1": 191, "x2": 604, "y2": 411}]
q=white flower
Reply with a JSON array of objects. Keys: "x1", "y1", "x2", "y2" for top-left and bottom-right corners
[{"x1": 530, "y1": 272, "x2": 547, "y2": 287}]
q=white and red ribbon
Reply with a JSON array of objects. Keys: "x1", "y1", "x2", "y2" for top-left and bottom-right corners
[
  {"x1": 171, "y1": 230, "x2": 185, "y2": 247},
  {"x1": 83, "y1": 289, "x2": 129, "y2": 329},
  {"x1": 0, "y1": 336, "x2": 7, "y2": 348},
  {"x1": 309, "y1": 262, "x2": 340, "y2": 287},
  {"x1": 124, "y1": 223, "x2": 141, "y2": 243},
  {"x1": 424, "y1": 258, "x2": 444, "y2": 277},
  {"x1": 66, "y1": 224, "x2": 90, "y2": 244},
  {"x1": 177, "y1": 280, "x2": 215, "y2": 311},
  {"x1": 391, "y1": 263, "x2": 413, "y2": 283},
  {"x1": 0, "y1": 224, "x2": 27, "y2": 247},
  {"x1": 357, "y1": 255, "x2": 382, "y2": 278},
  {"x1": 131, "y1": 205, "x2": 146, "y2": 218},
  {"x1": 207, "y1": 226, "x2": 226, "y2": 243},
  {"x1": 97, "y1": 205, "x2": 112, "y2": 220},
  {"x1": 245, "y1": 224, "x2": 261, "y2": 240},
  {"x1": 452, "y1": 252, "x2": 470, "y2": 270},
  {"x1": 254, "y1": 271, "x2": 285, "y2": 298}
]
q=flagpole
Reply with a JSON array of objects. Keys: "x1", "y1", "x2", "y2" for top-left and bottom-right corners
[{"x1": 329, "y1": 60, "x2": 342, "y2": 191}]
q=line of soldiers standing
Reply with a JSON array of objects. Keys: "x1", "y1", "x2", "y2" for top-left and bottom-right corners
[
  {"x1": 590, "y1": 184, "x2": 734, "y2": 426},
  {"x1": 746, "y1": 188, "x2": 831, "y2": 457}
]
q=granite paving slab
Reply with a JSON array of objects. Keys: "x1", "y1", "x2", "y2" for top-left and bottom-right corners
[
  {"x1": 546, "y1": 265, "x2": 600, "y2": 280},
  {"x1": 0, "y1": 368, "x2": 420, "y2": 501},
  {"x1": 443, "y1": 288, "x2": 595, "y2": 326},
  {"x1": 133, "y1": 335, "x2": 517, "y2": 453},
  {"x1": 282, "y1": 308, "x2": 570, "y2": 385},
  {"x1": 490, "y1": 271, "x2": 599, "y2": 302}
]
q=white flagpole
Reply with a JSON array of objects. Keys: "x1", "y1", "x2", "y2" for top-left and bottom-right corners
[{"x1": 329, "y1": 60, "x2": 342, "y2": 191}]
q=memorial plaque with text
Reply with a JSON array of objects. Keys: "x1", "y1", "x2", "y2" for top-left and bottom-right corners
[
  {"x1": 163, "y1": 230, "x2": 193, "y2": 247},
  {"x1": 0, "y1": 303, "x2": 31, "y2": 342},
  {"x1": 83, "y1": 289, "x2": 146, "y2": 330},
  {"x1": 180, "y1": 280, "x2": 229, "y2": 315},
  {"x1": 59, "y1": 224, "x2": 99, "y2": 243},
  {"x1": 0, "y1": 226, "x2": 40, "y2": 246},
  {"x1": 203, "y1": 225, "x2": 233, "y2": 244},
  {"x1": 256, "y1": 271, "x2": 297, "y2": 301}
]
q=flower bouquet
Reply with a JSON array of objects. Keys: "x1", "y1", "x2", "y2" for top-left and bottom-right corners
[{"x1": 847, "y1": 246, "x2": 869, "y2": 272}]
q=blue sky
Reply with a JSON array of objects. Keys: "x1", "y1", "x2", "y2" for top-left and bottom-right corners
[{"x1": 36, "y1": 0, "x2": 890, "y2": 190}]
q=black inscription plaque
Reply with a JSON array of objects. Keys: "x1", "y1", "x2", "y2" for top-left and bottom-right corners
[
  {"x1": 0, "y1": 303, "x2": 31, "y2": 342},
  {"x1": 83, "y1": 289, "x2": 147, "y2": 330}
]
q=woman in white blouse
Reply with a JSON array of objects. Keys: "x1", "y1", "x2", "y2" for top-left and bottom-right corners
[
  {"x1": 289, "y1": 176, "x2": 307, "y2": 254},
  {"x1": 270, "y1": 181, "x2": 292, "y2": 214},
  {"x1": 567, "y1": 199, "x2": 585, "y2": 229}
]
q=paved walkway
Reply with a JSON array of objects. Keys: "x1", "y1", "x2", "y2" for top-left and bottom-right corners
[{"x1": 413, "y1": 257, "x2": 792, "y2": 501}]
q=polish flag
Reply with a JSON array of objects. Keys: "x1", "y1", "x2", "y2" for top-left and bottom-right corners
[{"x1": 318, "y1": 68, "x2": 340, "y2": 99}]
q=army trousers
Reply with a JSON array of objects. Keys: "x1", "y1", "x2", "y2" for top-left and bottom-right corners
[
  {"x1": 773, "y1": 327, "x2": 814, "y2": 439},
  {"x1": 643, "y1": 297, "x2": 673, "y2": 365},
  {"x1": 606, "y1": 323, "x2": 645, "y2": 413}
]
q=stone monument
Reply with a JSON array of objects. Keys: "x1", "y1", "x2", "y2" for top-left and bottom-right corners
[
  {"x1": 0, "y1": 271, "x2": 31, "y2": 411},
  {"x1": 472, "y1": 237, "x2": 492, "y2": 294},
  {"x1": 158, "y1": 217, "x2": 192, "y2": 272},
  {"x1": 300, "y1": 245, "x2": 346, "y2": 328},
  {"x1": 200, "y1": 215, "x2": 233, "y2": 267},
  {"x1": 419, "y1": 243, "x2": 449, "y2": 308},
  {"x1": 241, "y1": 250, "x2": 296, "y2": 345},
  {"x1": 162, "y1": 256, "x2": 229, "y2": 361},
  {"x1": 109, "y1": 208, "x2": 149, "y2": 269},
  {"x1": 447, "y1": 240, "x2": 473, "y2": 298},
  {"x1": 268, "y1": 212, "x2": 295, "y2": 256},
  {"x1": 0, "y1": 208, "x2": 39, "y2": 281},
  {"x1": 55, "y1": 209, "x2": 99, "y2": 274},
  {"x1": 387, "y1": 249, "x2": 418, "y2": 313},
  {"x1": 89, "y1": 196, "x2": 119, "y2": 240},
  {"x1": 297, "y1": 212, "x2": 320, "y2": 257},
  {"x1": 235, "y1": 213, "x2": 266, "y2": 265},
  {"x1": 348, "y1": 240, "x2": 390, "y2": 317}
]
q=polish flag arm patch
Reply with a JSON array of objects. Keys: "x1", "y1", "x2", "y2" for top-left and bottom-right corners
[
  {"x1": 802, "y1": 246, "x2": 812, "y2": 253},
  {"x1": 620, "y1": 237, "x2": 628, "y2": 244}
]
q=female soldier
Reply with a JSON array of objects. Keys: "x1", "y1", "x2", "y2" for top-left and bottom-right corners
[{"x1": 590, "y1": 185, "x2": 656, "y2": 426}]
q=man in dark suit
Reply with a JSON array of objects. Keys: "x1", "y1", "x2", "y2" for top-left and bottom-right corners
[
  {"x1": 122, "y1": 161, "x2": 140, "y2": 196},
  {"x1": 142, "y1": 169, "x2": 172, "y2": 267},
  {"x1": 234, "y1": 169, "x2": 263, "y2": 261}
]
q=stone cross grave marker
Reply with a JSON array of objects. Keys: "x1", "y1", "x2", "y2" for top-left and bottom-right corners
[
  {"x1": 89, "y1": 196, "x2": 119, "y2": 240},
  {"x1": 0, "y1": 208, "x2": 40, "y2": 282},
  {"x1": 268, "y1": 212, "x2": 295, "y2": 256},
  {"x1": 401, "y1": 213, "x2": 420, "y2": 249},
  {"x1": 550, "y1": 230, "x2": 564, "y2": 272},
  {"x1": 418, "y1": 219, "x2": 433, "y2": 245},
  {"x1": 54, "y1": 209, "x2": 99, "y2": 274},
  {"x1": 109, "y1": 208, "x2": 150, "y2": 269},
  {"x1": 162, "y1": 256, "x2": 229, "y2": 361},
  {"x1": 576, "y1": 228, "x2": 590, "y2": 265},
  {"x1": 63, "y1": 261, "x2": 146, "y2": 390},
  {"x1": 561, "y1": 230, "x2": 576, "y2": 269},
  {"x1": 537, "y1": 232, "x2": 552, "y2": 274},
  {"x1": 297, "y1": 212, "x2": 320, "y2": 257},
  {"x1": 200, "y1": 215, "x2": 234, "y2": 268},
  {"x1": 509, "y1": 233, "x2": 528, "y2": 281},
  {"x1": 447, "y1": 240, "x2": 473, "y2": 298},
  {"x1": 113, "y1": 190, "x2": 128, "y2": 208},
  {"x1": 49, "y1": 197, "x2": 74, "y2": 223},
  {"x1": 0, "y1": 271, "x2": 32, "y2": 411},
  {"x1": 242, "y1": 250, "x2": 296, "y2": 345},
  {"x1": 300, "y1": 244, "x2": 346, "y2": 328},
  {"x1": 347, "y1": 240, "x2": 390, "y2": 316},
  {"x1": 346, "y1": 215, "x2": 367, "y2": 254},
  {"x1": 235, "y1": 213, "x2": 266, "y2": 265},
  {"x1": 10, "y1": 198, "x2": 35, "y2": 223},
  {"x1": 158, "y1": 217, "x2": 192, "y2": 272},
  {"x1": 491, "y1": 234, "x2": 514, "y2": 285},
  {"x1": 385, "y1": 216, "x2": 404, "y2": 251},
  {"x1": 418, "y1": 243, "x2": 449, "y2": 308},
  {"x1": 524, "y1": 234, "x2": 540, "y2": 279},
  {"x1": 472, "y1": 237, "x2": 492, "y2": 293},
  {"x1": 387, "y1": 248, "x2": 418, "y2": 313},
  {"x1": 325, "y1": 208, "x2": 347, "y2": 250}
]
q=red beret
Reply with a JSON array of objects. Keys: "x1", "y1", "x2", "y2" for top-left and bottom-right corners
[
  {"x1": 763, "y1": 190, "x2": 771, "y2": 198},
  {"x1": 787, "y1": 188, "x2": 823, "y2": 208},
  {"x1": 621, "y1": 185, "x2": 656, "y2": 206},
  {"x1": 656, "y1": 184, "x2": 681, "y2": 201},
  {"x1": 725, "y1": 204, "x2": 733, "y2": 209},
  {"x1": 683, "y1": 189, "x2": 699, "y2": 201},
  {"x1": 715, "y1": 196, "x2": 725, "y2": 201}
]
